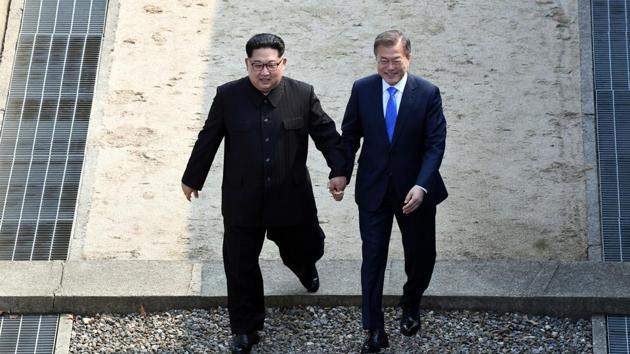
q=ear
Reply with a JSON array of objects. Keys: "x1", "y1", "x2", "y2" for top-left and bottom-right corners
[{"x1": 244, "y1": 58, "x2": 249, "y2": 70}]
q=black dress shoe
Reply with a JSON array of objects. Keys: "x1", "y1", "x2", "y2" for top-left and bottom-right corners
[
  {"x1": 361, "y1": 328, "x2": 389, "y2": 353},
  {"x1": 400, "y1": 309, "x2": 421, "y2": 336},
  {"x1": 231, "y1": 332, "x2": 260, "y2": 353},
  {"x1": 297, "y1": 264, "x2": 319, "y2": 293}
]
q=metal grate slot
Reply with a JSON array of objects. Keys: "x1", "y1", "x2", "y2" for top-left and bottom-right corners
[
  {"x1": 0, "y1": 315, "x2": 59, "y2": 354},
  {"x1": 608, "y1": 316, "x2": 630, "y2": 354},
  {"x1": 0, "y1": 0, "x2": 107, "y2": 261}
]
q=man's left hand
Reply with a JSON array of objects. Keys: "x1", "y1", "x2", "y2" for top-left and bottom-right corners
[
  {"x1": 402, "y1": 185, "x2": 425, "y2": 214},
  {"x1": 328, "y1": 176, "x2": 347, "y2": 201}
]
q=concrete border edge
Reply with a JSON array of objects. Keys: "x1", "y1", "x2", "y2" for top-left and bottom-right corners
[
  {"x1": 54, "y1": 314, "x2": 74, "y2": 354},
  {"x1": 2, "y1": 260, "x2": 629, "y2": 318},
  {"x1": 577, "y1": 0, "x2": 602, "y2": 262},
  {"x1": 591, "y1": 315, "x2": 608, "y2": 354}
]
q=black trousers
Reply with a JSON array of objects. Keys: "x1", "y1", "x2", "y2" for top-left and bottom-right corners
[
  {"x1": 359, "y1": 180, "x2": 437, "y2": 330},
  {"x1": 222, "y1": 220, "x2": 325, "y2": 334}
]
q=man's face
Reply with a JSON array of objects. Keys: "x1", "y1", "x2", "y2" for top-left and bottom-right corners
[
  {"x1": 246, "y1": 48, "x2": 286, "y2": 94},
  {"x1": 376, "y1": 40, "x2": 410, "y2": 86}
]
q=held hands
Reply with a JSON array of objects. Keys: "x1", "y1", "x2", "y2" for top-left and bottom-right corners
[
  {"x1": 327, "y1": 176, "x2": 347, "y2": 201},
  {"x1": 403, "y1": 185, "x2": 425, "y2": 214},
  {"x1": 181, "y1": 183, "x2": 199, "y2": 202}
]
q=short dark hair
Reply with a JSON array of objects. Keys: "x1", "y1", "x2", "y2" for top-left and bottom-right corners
[
  {"x1": 373, "y1": 30, "x2": 411, "y2": 58},
  {"x1": 246, "y1": 33, "x2": 285, "y2": 58}
]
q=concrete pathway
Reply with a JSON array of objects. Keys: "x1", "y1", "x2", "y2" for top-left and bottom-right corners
[{"x1": 1, "y1": 260, "x2": 628, "y2": 317}]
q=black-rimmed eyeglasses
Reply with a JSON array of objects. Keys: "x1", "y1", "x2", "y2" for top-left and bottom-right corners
[{"x1": 249, "y1": 59, "x2": 284, "y2": 72}]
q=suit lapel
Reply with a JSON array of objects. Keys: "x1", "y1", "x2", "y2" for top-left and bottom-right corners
[
  {"x1": 391, "y1": 76, "x2": 417, "y2": 147},
  {"x1": 372, "y1": 76, "x2": 390, "y2": 146}
]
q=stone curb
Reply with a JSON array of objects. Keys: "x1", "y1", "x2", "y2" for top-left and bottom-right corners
[{"x1": 1, "y1": 260, "x2": 628, "y2": 316}]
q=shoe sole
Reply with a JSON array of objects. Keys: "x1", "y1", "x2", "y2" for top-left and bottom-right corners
[{"x1": 400, "y1": 325, "x2": 420, "y2": 336}]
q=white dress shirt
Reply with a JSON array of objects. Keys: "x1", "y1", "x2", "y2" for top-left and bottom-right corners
[{"x1": 382, "y1": 73, "x2": 407, "y2": 116}]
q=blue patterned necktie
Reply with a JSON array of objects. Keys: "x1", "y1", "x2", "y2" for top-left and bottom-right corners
[{"x1": 385, "y1": 86, "x2": 398, "y2": 142}]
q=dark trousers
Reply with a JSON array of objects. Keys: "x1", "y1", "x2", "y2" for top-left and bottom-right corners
[
  {"x1": 222, "y1": 221, "x2": 325, "y2": 334},
  {"x1": 359, "y1": 181, "x2": 437, "y2": 330}
]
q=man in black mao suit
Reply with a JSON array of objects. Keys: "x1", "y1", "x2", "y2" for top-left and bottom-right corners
[
  {"x1": 181, "y1": 33, "x2": 347, "y2": 353},
  {"x1": 341, "y1": 30, "x2": 448, "y2": 353}
]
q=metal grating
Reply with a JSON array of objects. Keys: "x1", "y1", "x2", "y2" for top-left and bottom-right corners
[
  {"x1": 608, "y1": 316, "x2": 630, "y2": 353},
  {"x1": 0, "y1": 0, "x2": 107, "y2": 352},
  {"x1": 0, "y1": 0, "x2": 107, "y2": 261},
  {"x1": 0, "y1": 315, "x2": 59, "y2": 353},
  {"x1": 592, "y1": 0, "x2": 630, "y2": 353}
]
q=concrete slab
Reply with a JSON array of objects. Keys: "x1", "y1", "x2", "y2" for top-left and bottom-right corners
[
  {"x1": 400, "y1": 261, "x2": 630, "y2": 316},
  {"x1": 0, "y1": 260, "x2": 629, "y2": 317},
  {"x1": 53, "y1": 261, "x2": 205, "y2": 313},
  {"x1": 591, "y1": 315, "x2": 608, "y2": 354},
  {"x1": 54, "y1": 314, "x2": 74, "y2": 354},
  {"x1": 200, "y1": 261, "x2": 226, "y2": 297},
  {"x1": 261, "y1": 260, "x2": 363, "y2": 307},
  {"x1": 0, "y1": 261, "x2": 61, "y2": 313},
  {"x1": 545, "y1": 262, "x2": 630, "y2": 298},
  {"x1": 396, "y1": 261, "x2": 543, "y2": 297},
  {"x1": 58, "y1": 261, "x2": 196, "y2": 296}
]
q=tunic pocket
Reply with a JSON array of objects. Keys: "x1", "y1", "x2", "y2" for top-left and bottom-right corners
[{"x1": 282, "y1": 117, "x2": 304, "y2": 130}]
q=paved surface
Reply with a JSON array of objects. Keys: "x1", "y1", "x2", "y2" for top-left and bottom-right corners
[{"x1": 1, "y1": 260, "x2": 629, "y2": 317}]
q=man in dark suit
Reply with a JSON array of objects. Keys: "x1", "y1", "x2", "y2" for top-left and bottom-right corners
[
  {"x1": 181, "y1": 33, "x2": 347, "y2": 353},
  {"x1": 341, "y1": 30, "x2": 448, "y2": 353}
]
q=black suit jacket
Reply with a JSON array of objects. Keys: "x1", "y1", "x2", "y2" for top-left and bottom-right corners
[
  {"x1": 182, "y1": 77, "x2": 345, "y2": 227},
  {"x1": 341, "y1": 73, "x2": 447, "y2": 211}
]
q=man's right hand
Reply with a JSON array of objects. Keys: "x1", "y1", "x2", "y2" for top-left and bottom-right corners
[{"x1": 181, "y1": 183, "x2": 199, "y2": 201}]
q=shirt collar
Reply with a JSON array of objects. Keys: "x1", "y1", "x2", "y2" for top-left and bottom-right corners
[
  {"x1": 248, "y1": 77, "x2": 285, "y2": 107},
  {"x1": 382, "y1": 72, "x2": 408, "y2": 94}
]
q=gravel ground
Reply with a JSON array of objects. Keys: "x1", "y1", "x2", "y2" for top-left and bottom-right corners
[{"x1": 70, "y1": 307, "x2": 592, "y2": 353}]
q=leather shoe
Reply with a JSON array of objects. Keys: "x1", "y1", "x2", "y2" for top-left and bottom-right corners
[
  {"x1": 297, "y1": 264, "x2": 319, "y2": 293},
  {"x1": 361, "y1": 328, "x2": 389, "y2": 353},
  {"x1": 231, "y1": 332, "x2": 260, "y2": 353},
  {"x1": 400, "y1": 309, "x2": 421, "y2": 336}
]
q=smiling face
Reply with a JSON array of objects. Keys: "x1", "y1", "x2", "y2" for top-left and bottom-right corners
[
  {"x1": 375, "y1": 39, "x2": 410, "y2": 86},
  {"x1": 246, "y1": 48, "x2": 286, "y2": 94}
]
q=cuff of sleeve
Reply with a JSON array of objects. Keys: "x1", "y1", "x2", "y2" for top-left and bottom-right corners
[
  {"x1": 417, "y1": 185, "x2": 427, "y2": 194},
  {"x1": 329, "y1": 166, "x2": 346, "y2": 179},
  {"x1": 182, "y1": 177, "x2": 203, "y2": 191}
]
